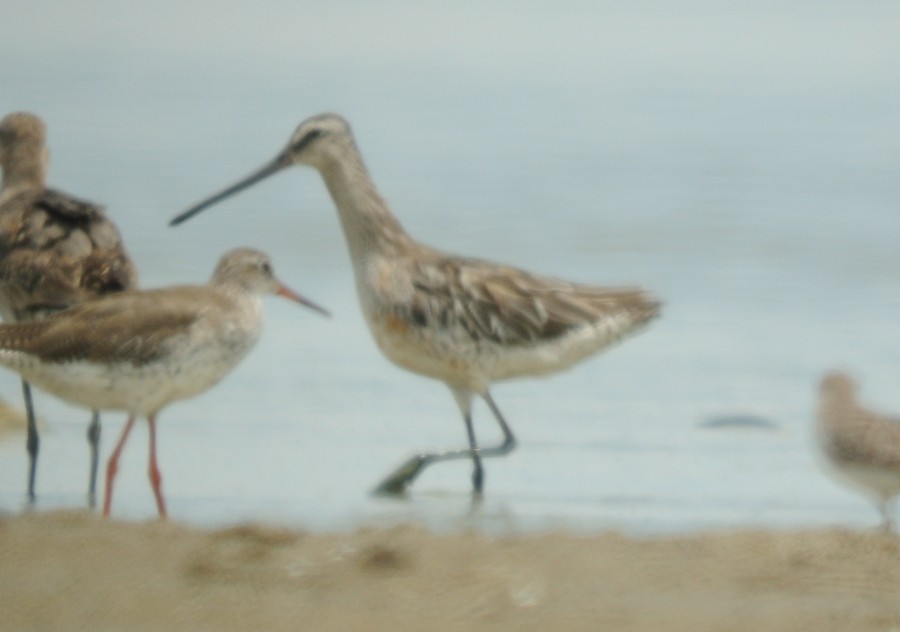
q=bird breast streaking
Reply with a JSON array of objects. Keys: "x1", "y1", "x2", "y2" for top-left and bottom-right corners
[
  {"x1": 172, "y1": 113, "x2": 661, "y2": 496},
  {"x1": 0, "y1": 188, "x2": 136, "y2": 318}
]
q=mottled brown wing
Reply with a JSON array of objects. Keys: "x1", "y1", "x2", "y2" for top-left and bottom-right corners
[
  {"x1": 409, "y1": 254, "x2": 661, "y2": 347},
  {"x1": 827, "y1": 409, "x2": 900, "y2": 470},
  {"x1": 0, "y1": 188, "x2": 137, "y2": 318},
  {"x1": 35, "y1": 189, "x2": 104, "y2": 222},
  {"x1": 0, "y1": 289, "x2": 201, "y2": 366}
]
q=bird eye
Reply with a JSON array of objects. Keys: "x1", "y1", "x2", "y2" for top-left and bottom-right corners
[
  {"x1": 293, "y1": 129, "x2": 322, "y2": 152},
  {"x1": 261, "y1": 261, "x2": 273, "y2": 275}
]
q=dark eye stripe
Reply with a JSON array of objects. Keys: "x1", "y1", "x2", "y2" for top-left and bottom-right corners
[{"x1": 293, "y1": 129, "x2": 322, "y2": 153}]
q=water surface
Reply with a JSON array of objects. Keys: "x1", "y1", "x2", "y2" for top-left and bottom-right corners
[{"x1": 1, "y1": 1, "x2": 899, "y2": 534}]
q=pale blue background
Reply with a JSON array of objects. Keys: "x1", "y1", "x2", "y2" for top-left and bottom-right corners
[{"x1": 1, "y1": 1, "x2": 899, "y2": 533}]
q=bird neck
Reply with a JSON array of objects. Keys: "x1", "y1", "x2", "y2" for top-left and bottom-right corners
[
  {"x1": 0, "y1": 144, "x2": 47, "y2": 202},
  {"x1": 207, "y1": 282, "x2": 265, "y2": 328},
  {"x1": 317, "y1": 143, "x2": 414, "y2": 265},
  {"x1": 211, "y1": 277, "x2": 261, "y2": 302},
  {"x1": 819, "y1": 389, "x2": 857, "y2": 431}
]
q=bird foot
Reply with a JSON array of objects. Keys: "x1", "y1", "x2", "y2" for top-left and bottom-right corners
[{"x1": 371, "y1": 455, "x2": 430, "y2": 497}]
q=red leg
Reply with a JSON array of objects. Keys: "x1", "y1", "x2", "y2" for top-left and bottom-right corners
[
  {"x1": 147, "y1": 415, "x2": 167, "y2": 519},
  {"x1": 103, "y1": 416, "x2": 137, "y2": 517}
]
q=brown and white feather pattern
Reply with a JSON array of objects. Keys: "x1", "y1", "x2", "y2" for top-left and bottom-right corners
[
  {"x1": 0, "y1": 290, "x2": 207, "y2": 367},
  {"x1": 816, "y1": 371, "x2": 900, "y2": 525},
  {"x1": 0, "y1": 188, "x2": 137, "y2": 320},
  {"x1": 0, "y1": 112, "x2": 136, "y2": 322},
  {"x1": 0, "y1": 280, "x2": 264, "y2": 416},
  {"x1": 819, "y1": 374, "x2": 900, "y2": 473},
  {"x1": 366, "y1": 245, "x2": 660, "y2": 390},
  {"x1": 169, "y1": 113, "x2": 663, "y2": 493}
]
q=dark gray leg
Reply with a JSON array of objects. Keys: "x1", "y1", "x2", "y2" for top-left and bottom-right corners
[
  {"x1": 878, "y1": 498, "x2": 894, "y2": 534},
  {"x1": 480, "y1": 391, "x2": 518, "y2": 457},
  {"x1": 22, "y1": 379, "x2": 38, "y2": 504},
  {"x1": 462, "y1": 408, "x2": 484, "y2": 493},
  {"x1": 371, "y1": 388, "x2": 517, "y2": 496},
  {"x1": 87, "y1": 410, "x2": 101, "y2": 508}
]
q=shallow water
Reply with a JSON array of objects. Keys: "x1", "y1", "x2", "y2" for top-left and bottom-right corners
[{"x1": 1, "y1": 1, "x2": 899, "y2": 533}]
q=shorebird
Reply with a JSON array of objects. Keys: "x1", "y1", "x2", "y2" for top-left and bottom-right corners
[
  {"x1": 0, "y1": 248, "x2": 328, "y2": 518},
  {"x1": 817, "y1": 371, "x2": 900, "y2": 532},
  {"x1": 0, "y1": 111, "x2": 138, "y2": 506},
  {"x1": 171, "y1": 113, "x2": 661, "y2": 495}
]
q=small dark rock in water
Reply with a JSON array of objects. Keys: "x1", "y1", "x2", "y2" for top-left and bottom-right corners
[{"x1": 698, "y1": 415, "x2": 779, "y2": 431}]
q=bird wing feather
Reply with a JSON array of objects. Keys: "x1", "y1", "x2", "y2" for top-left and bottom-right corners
[
  {"x1": 826, "y1": 408, "x2": 900, "y2": 470},
  {"x1": 406, "y1": 253, "x2": 660, "y2": 347},
  {"x1": 0, "y1": 289, "x2": 207, "y2": 366},
  {"x1": 0, "y1": 188, "x2": 137, "y2": 317}
]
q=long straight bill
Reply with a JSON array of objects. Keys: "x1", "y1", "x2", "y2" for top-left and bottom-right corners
[
  {"x1": 169, "y1": 153, "x2": 288, "y2": 226},
  {"x1": 276, "y1": 284, "x2": 331, "y2": 318}
]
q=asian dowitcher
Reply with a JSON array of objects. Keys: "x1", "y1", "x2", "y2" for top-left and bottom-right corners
[
  {"x1": 0, "y1": 111, "x2": 138, "y2": 506},
  {"x1": 171, "y1": 113, "x2": 661, "y2": 495}
]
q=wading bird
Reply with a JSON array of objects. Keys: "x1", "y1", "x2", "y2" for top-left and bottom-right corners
[
  {"x1": 817, "y1": 371, "x2": 900, "y2": 532},
  {"x1": 171, "y1": 113, "x2": 660, "y2": 495},
  {"x1": 0, "y1": 248, "x2": 328, "y2": 517},
  {"x1": 0, "y1": 112, "x2": 137, "y2": 505}
]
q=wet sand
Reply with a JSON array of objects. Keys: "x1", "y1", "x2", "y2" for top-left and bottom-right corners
[{"x1": 2, "y1": 510, "x2": 899, "y2": 631}]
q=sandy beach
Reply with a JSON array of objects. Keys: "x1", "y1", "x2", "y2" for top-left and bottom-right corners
[{"x1": 2, "y1": 510, "x2": 899, "y2": 631}]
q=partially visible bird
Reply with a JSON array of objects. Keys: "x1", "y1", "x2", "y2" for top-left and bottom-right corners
[
  {"x1": 0, "y1": 111, "x2": 138, "y2": 505},
  {"x1": 0, "y1": 248, "x2": 328, "y2": 518},
  {"x1": 817, "y1": 371, "x2": 900, "y2": 532}
]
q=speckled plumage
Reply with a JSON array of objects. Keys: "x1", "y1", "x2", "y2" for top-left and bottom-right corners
[
  {"x1": 0, "y1": 111, "x2": 138, "y2": 504},
  {"x1": 0, "y1": 248, "x2": 326, "y2": 518},
  {"x1": 0, "y1": 249, "x2": 301, "y2": 412},
  {"x1": 817, "y1": 371, "x2": 900, "y2": 531},
  {"x1": 362, "y1": 247, "x2": 658, "y2": 391},
  {"x1": 0, "y1": 188, "x2": 136, "y2": 319},
  {"x1": 173, "y1": 113, "x2": 661, "y2": 495}
]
